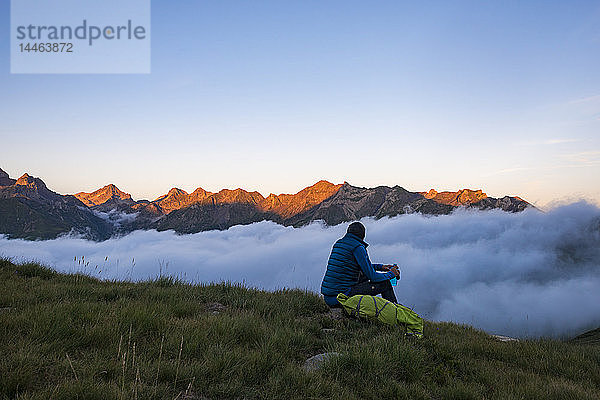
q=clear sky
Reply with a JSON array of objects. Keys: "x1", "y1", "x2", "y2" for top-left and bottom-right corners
[{"x1": 1, "y1": 1, "x2": 599, "y2": 207}]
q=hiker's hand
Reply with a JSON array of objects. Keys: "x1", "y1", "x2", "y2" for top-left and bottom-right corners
[
  {"x1": 390, "y1": 266, "x2": 400, "y2": 278},
  {"x1": 381, "y1": 264, "x2": 393, "y2": 271}
]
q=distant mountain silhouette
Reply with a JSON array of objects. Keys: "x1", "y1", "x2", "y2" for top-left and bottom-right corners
[
  {"x1": 0, "y1": 167, "x2": 532, "y2": 240},
  {"x1": 0, "y1": 169, "x2": 16, "y2": 187},
  {"x1": 420, "y1": 188, "x2": 488, "y2": 206},
  {"x1": 0, "y1": 169, "x2": 112, "y2": 240}
]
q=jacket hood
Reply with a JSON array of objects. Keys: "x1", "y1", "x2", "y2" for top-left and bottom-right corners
[{"x1": 344, "y1": 232, "x2": 369, "y2": 248}]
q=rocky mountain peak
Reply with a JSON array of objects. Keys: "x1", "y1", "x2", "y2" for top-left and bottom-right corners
[
  {"x1": 96, "y1": 184, "x2": 132, "y2": 201},
  {"x1": 258, "y1": 180, "x2": 343, "y2": 218},
  {"x1": 166, "y1": 188, "x2": 188, "y2": 198},
  {"x1": 105, "y1": 184, "x2": 128, "y2": 195},
  {"x1": 15, "y1": 173, "x2": 48, "y2": 191},
  {"x1": 423, "y1": 189, "x2": 438, "y2": 199},
  {"x1": 73, "y1": 184, "x2": 132, "y2": 207},
  {"x1": 213, "y1": 188, "x2": 258, "y2": 204},
  {"x1": 0, "y1": 168, "x2": 16, "y2": 187},
  {"x1": 308, "y1": 180, "x2": 335, "y2": 190},
  {"x1": 152, "y1": 188, "x2": 193, "y2": 214},
  {"x1": 16, "y1": 173, "x2": 32, "y2": 184},
  {"x1": 191, "y1": 187, "x2": 211, "y2": 196},
  {"x1": 419, "y1": 188, "x2": 488, "y2": 206},
  {"x1": 265, "y1": 193, "x2": 282, "y2": 207},
  {"x1": 457, "y1": 189, "x2": 487, "y2": 204}
]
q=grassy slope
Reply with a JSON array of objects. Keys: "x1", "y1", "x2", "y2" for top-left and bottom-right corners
[
  {"x1": 0, "y1": 259, "x2": 599, "y2": 400},
  {"x1": 0, "y1": 199, "x2": 69, "y2": 240}
]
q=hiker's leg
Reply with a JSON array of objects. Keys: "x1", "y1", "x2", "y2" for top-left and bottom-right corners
[
  {"x1": 347, "y1": 280, "x2": 375, "y2": 297},
  {"x1": 356, "y1": 271, "x2": 368, "y2": 284},
  {"x1": 348, "y1": 280, "x2": 397, "y2": 303},
  {"x1": 380, "y1": 281, "x2": 398, "y2": 303}
]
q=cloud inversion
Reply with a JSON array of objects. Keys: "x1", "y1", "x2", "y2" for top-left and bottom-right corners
[{"x1": 1, "y1": 202, "x2": 599, "y2": 338}]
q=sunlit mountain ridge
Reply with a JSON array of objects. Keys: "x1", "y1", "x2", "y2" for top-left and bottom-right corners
[{"x1": 0, "y1": 167, "x2": 531, "y2": 240}]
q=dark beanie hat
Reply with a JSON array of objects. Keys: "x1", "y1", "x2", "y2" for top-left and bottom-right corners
[{"x1": 347, "y1": 222, "x2": 365, "y2": 240}]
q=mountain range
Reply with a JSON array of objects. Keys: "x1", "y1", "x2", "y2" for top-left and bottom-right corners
[{"x1": 0, "y1": 168, "x2": 531, "y2": 240}]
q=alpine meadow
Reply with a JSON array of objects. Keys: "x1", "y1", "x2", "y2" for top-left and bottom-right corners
[{"x1": 2, "y1": 1, "x2": 600, "y2": 399}]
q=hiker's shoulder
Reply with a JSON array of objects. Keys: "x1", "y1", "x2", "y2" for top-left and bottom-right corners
[{"x1": 336, "y1": 233, "x2": 368, "y2": 249}]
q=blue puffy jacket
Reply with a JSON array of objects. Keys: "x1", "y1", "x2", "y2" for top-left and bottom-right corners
[{"x1": 321, "y1": 232, "x2": 395, "y2": 306}]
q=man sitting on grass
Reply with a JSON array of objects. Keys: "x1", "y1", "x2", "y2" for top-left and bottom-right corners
[{"x1": 321, "y1": 221, "x2": 400, "y2": 308}]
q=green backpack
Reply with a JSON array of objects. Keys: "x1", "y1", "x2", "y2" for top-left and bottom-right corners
[{"x1": 336, "y1": 293, "x2": 424, "y2": 338}]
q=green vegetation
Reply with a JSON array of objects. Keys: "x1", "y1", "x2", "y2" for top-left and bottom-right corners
[
  {"x1": 0, "y1": 198, "x2": 69, "y2": 240},
  {"x1": 0, "y1": 198, "x2": 112, "y2": 241},
  {"x1": 1, "y1": 258, "x2": 599, "y2": 400}
]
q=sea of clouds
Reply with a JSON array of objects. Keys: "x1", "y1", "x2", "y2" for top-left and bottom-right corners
[{"x1": 1, "y1": 202, "x2": 599, "y2": 339}]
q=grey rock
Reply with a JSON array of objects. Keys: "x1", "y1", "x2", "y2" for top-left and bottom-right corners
[
  {"x1": 205, "y1": 302, "x2": 227, "y2": 313},
  {"x1": 491, "y1": 334, "x2": 519, "y2": 342},
  {"x1": 325, "y1": 308, "x2": 345, "y2": 320},
  {"x1": 303, "y1": 352, "x2": 341, "y2": 372}
]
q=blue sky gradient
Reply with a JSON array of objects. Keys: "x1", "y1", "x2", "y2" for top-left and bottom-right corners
[{"x1": 1, "y1": 1, "x2": 599, "y2": 206}]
